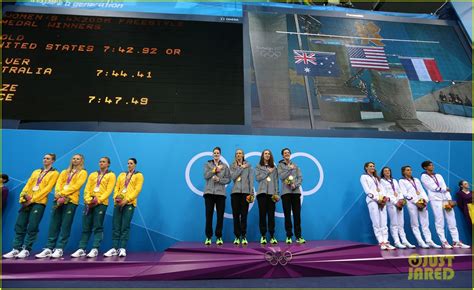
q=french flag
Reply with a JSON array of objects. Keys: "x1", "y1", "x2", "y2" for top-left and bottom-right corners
[{"x1": 399, "y1": 57, "x2": 443, "y2": 82}]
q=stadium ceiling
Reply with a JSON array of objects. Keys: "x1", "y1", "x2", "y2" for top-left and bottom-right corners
[{"x1": 323, "y1": 0, "x2": 449, "y2": 14}]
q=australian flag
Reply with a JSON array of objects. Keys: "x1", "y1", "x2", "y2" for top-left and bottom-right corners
[{"x1": 293, "y1": 50, "x2": 340, "y2": 77}]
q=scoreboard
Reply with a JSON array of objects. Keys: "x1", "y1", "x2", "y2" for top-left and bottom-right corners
[{"x1": 1, "y1": 12, "x2": 244, "y2": 124}]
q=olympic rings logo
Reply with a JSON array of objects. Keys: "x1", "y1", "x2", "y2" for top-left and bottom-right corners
[
  {"x1": 185, "y1": 151, "x2": 324, "y2": 219},
  {"x1": 257, "y1": 46, "x2": 283, "y2": 59},
  {"x1": 264, "y1": 250, "x2": 293, "y2": 266}
]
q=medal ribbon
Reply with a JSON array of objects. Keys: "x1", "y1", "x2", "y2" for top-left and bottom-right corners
[
  {"x1": 385, "y1": 178, "x2": 396, "y2": 193},
  {"x1": 124, "y1": 170, "x2": 135, "y2": 189},
  {"x1": 66, "y1": 170, "x2": 78, "y2": 185},
  {"x1": 96, "y1": 170, "x2": 108, "y2": 188},
  {"x1": 426, "y1": 172, "x2": 440, "y2": 187},
  {"x1": 407, "y1": 178, "x2": 419, "y2": 192},
  {"x1": 370, "y1": 175, "x2": 380, "y2": 191},
  {"x1": 35, "y1": 168, "x2": 52, "y2": 186}
]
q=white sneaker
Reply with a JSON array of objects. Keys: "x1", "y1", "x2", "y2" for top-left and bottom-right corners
[
  {"x1": 17, "y1": 249, "x2": 30, "y2": 259},
  {"x1": 87, "y1": 248, "x2": 98, "y2": 258},
  {"x1": 441, "y1": 241, "x2": 453, "y2": 249},
  {"x1": 3, "y1": 249, "x2": 20, "y2": 259},
  {"x1": 419, "y1": 241, "x2": 430, "y2": 249},
  {"x1": 453, "y1": 241, "x2": 471, "y2": 249},
  {"x1": 385, "y1": 242, "x2": 396, "y2": 250},
  {"x1": 402, "y1": 241, "x2": 416, "y2": 249},
  {"x1": 118, "y1": 248, "x2": 127, "y2": 257},
  {"x1": 379, "y1": 242, "x2": 388, "y2": 250},
  {"x1": 71, "y1": 249, "x2": 86, "y2": 258},
  {"x1": 35, "y1": 248, "x2": 52, "y2": 259},
  {"x1": 51, "y1": 248, "x2": 63, "y2": 259},
  {"x1": 427, "y1": 241, "x2": 441, "y2": 249},
  {"x1": 103, "y1": 248, "x2": 118, "y2": 257},
  {"x1": 394, "y1": 242, "x2": 407, "y2": 249}
]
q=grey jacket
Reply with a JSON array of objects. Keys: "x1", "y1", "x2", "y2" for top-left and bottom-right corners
[
  {"x1": 203, "y1": 160, "x2": 230, "y2": 196},
  {"x1": 255, "y1": 164, "x2": 279, "y2": 195},
  {"x1": 277, "y1": 160, "x2": 302, "y2": 195},
  {"x1": 230, "y1": 162, "x2": 254, "y2": 194}
]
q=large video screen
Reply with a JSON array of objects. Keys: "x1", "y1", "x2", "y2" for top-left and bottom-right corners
[
  {"x1": 248, "y1": 8, "x2": 472, "y2": 134},
  {"x1": 2, "y1": 11, "x2": 244, "y2": 124}
]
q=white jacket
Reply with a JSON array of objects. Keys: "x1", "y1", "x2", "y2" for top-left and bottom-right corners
[
  {"x1": 420, "y1": 172, "x2": 451, "y2": 201},
  {"x1": 380, "y1": 178, "x2": 403, "y2": 204},
  {"x1": 399, "y1": 178, "x2": 429, "y2": 204},
  {"x1": 360, "y1": 174, "x2": 387, "y2": 204}
]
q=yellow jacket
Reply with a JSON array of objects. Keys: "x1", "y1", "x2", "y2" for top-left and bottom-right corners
[
  {"x1": 113, "y1": 172, "x2": 144, "y2": 207},
  {"x1": 84, "y1": 171, "x2": 116, "y2": 206},
  {"x1": 20, "y1": 168, "x2": 60, "y2": 205},
  {"x1": 55, "y1": 169, "x2": 88, "y2": 205}
]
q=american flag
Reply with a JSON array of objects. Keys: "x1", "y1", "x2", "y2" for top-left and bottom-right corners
[{"x1": 346, "y1": 45, "x2": 389, "y2": 70}]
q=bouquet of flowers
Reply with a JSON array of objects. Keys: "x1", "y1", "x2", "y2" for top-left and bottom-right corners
[
  {"x1": 115, "y1": 193, "x2": 125, "y2": 204},
  {"x1": 271, "y1": 194, "x2": 280, "y2": 203},
  {"x1": 84, "y1": 196, "x2": 97, "y2": 215},
  {"x1": 18, "y1": 192, "x2": 32, "y2": 212},
  {"x1": 377, "y1": 195, "x2": 389, "y2": 209},
  {"x1": 54, "y1": 196, "x2": 70, "y2": 209},
  {"x1": 416, "y1": 198, "x2": 427, "y2": 211},
  {"x1": 246, "y1": 194, "x2": 255, "y2": 203},
  {"x1": 395, "y1": 199, "x2": 407, "y2": 211},
  {"x1": 19, "y1": 192, "x2": 31, "y2": 204},
  {"x1": 443, "y1": 200, "x2": 457, "y2": 212},
  {"x1": 284, "y1": 175, "x2": 294, "y2": 185}
]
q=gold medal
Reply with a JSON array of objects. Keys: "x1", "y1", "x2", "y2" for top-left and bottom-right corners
[
  {"x1": 416, "y1": 191, "x2": 420, "y2": 195},
  {"x1": 122, "y1": 189, "x2": 127, "y2": 193},
  {"x1": 93, "y1": 187, "x2": 100, "y2": 193},
  {"x1": 266, "y1": 177, "x2": 271, "y2": 182},
  {"x1": 64, "y1": 185, "x2": 70, "y2": 190},
  {"x1": 394, "y1": 192, "x2": 398, "y2": 197},
  {"x1": 32, "y1": 185, "x2": 40, "y2": 192},
  {"x1": 237, "y1": 177, "x2": 241, "y2": 182},
  {"x1": 376, "y1": 188, "x2": 380, "y2": 192}
]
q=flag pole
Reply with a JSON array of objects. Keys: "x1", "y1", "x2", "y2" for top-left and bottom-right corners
[{"x1": 294, "y1": 14, "x2": 316, "y2": 129}]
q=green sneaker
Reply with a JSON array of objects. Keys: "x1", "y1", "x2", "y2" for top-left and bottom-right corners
[
  {"x1": 296, "y1": 237, "x2": 306, "y2": 244},
  {"x1": 270, "y1": 237, "x2": 278, "y2": 244},
  {"x1": 216, "y1": 238, "x2": 224, "y2": 245},
  {"x1": 204, "y1": 238, "x2": 212, "y2": 245},
  {"x1": 260, "y1": 236, "x2": 267, "y2": 244},
  {"x1": 285, "y1": 237, "x2": 293, "y2": 244},
  {"x1": 233, "y1": 237, "x2": 240, "y2": 245},
  {"x1": 241, "y1": 237, "x2": 248, "y2": 245}
]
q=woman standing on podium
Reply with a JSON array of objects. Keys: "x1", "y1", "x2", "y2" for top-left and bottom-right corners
[
  {"x1": 3, "y1": 154, "x2": 59, "y2": 259},
  {"x1": 379, "y1": 166, "x2": 415, "y2": 249},
  {"x1": 255, "y1": 149, "x2": 279, "y2": 245},
  {"x1": 203, "y1": 147, "x2": 230, "y2": 246},
  {"x1": 36, "y1": 154, "x2": 88, "y2": 259},
  {"x1": 230, "y1": 149, "x2": 253, "y2": 246},
  {"x1": 360, "y1": 162, "x2": 395, "y2": 251},
  {"x1": 104, "y1": 158, "x2": 144, "y2": 257}
]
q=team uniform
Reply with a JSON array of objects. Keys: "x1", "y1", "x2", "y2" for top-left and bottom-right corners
[
  {"x1": 360, "y1": 174, "x2": 394, "y2": 250},
  {"x1": 229, "y1": 161, "x2": 253, "y2": 244},
  {"x1": 203, "y1": 160, "x2": 230, "y2": 244},
  {"x1": 255, "y1": 164, "x2": 279, "y2": 244},
  {"x1": 3, "y1": 168, "x2": 59, "y2": 259},
  {"x1": 399, "y1": 177, "x2": 437, "y2": 248},
  {"x1": 380, "y1": 178, "x2": 415, "y2": 248},
  {"x1": 421, "y1": 172, "x2": 470, "y2": 248},
  {"x1": 71, "y1": 170, "x2": 117, "y2": 258},
  {"x1": 277, "y1": 160, "x2": 304, "y2": 244}
]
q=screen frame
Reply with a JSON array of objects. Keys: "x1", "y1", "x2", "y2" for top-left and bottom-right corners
[{"x1": 1, "y1": 5, "x2": 471, "y2": 141}]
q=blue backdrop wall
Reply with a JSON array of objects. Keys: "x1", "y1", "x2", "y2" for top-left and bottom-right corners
[{"x1": 2, "y1": 129, "x2": 472, "y2": 252}]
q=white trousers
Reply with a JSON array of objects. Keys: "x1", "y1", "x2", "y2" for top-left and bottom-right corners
[
  {"x1": 387, "y1": 204, "x2": 409, "y2": 244},
  {"x1": 367, "y1": 201, "x2": 388, "y2": 243},
  {"x1": 406, "y1": 202, "x2": 433, "y2": 244},
  {"x1": 430, "y1": 200, "x2": 459, "y2": 243}
]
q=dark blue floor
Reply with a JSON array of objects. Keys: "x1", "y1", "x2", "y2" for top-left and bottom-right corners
[{"x1": 2, "y1": 271, "x2": 472, "y2": 288}]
